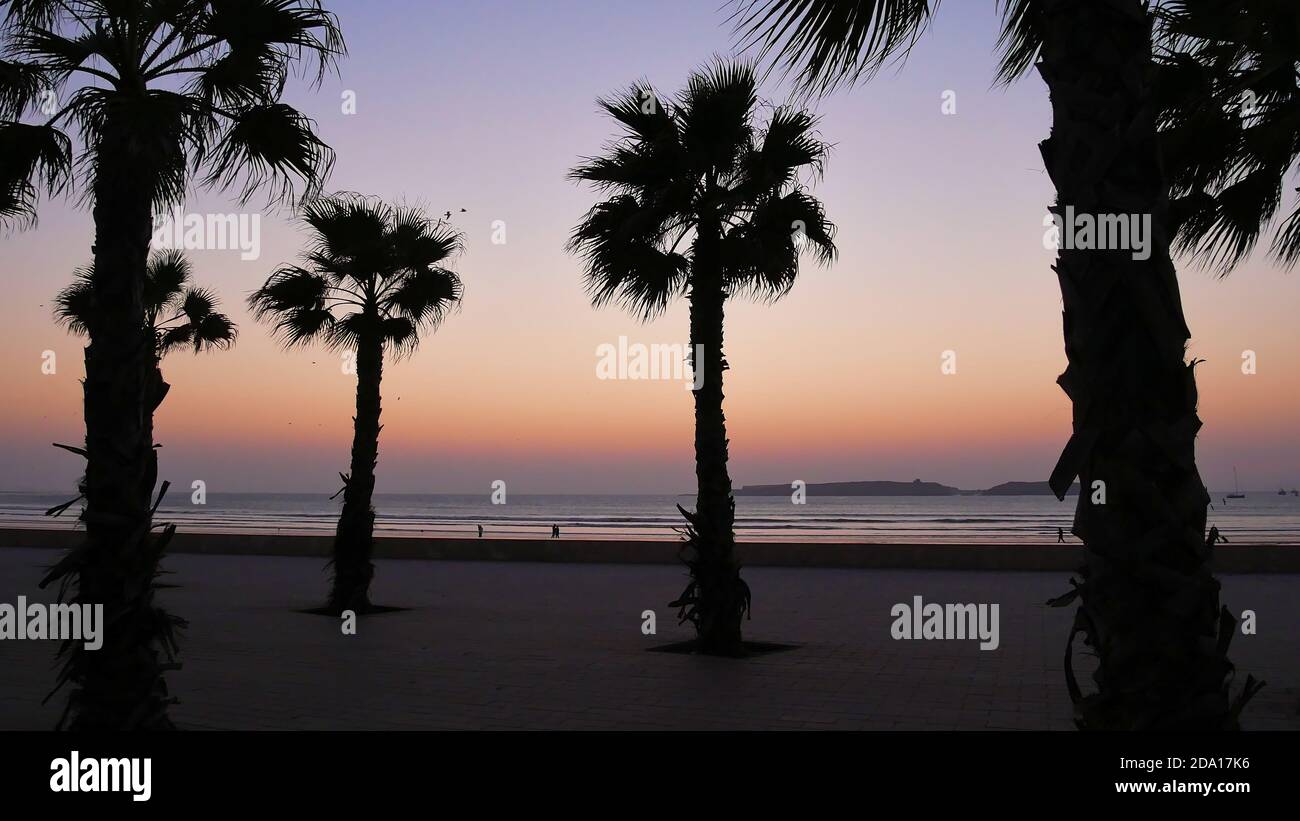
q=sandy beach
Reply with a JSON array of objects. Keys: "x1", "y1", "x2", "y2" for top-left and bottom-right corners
[
  {"x1": 4, "y1": 527, "x2": 1299, "y2": 572},
  {"x1": 1, "y1": 546, "x2": 1295, "y2": 731}
]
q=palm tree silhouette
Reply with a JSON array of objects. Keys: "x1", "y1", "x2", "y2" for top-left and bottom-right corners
[
  {"x1": 250, "y1": 193, "x2": 464, "y2": 615},
  {"x1": 55, "y1": 250, "x2": 238, "y2": 357},
  {"x1": 569, "y1": 62, "x2": 836, "y2": 656},
  {"x1": 0, "y1": 0, "x2": 342, "y2": 729},
  {"x1": 54, "y1": 249, "x2": 237, "y2": 454},
  {"x1": 1157, "y1": 1, "x2": 1300, "y2": 272},
  {"x1": 732, "y1": 0, "x2": 1258, "y2": 728}
]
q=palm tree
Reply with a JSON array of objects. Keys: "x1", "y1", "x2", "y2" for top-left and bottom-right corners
[
  {"x1": 250, "y1": 193, "x2": 464, "y2": 615},
  {"x1": 568, "y1": 62, "x2": 837, "y2": 656},
  {"x1": 1156, "y1": 0, "x2": 1300, "y2": 273},
  {"x1": 55, "y1": 249, "x2": 238, "y2": 356},
  {"x1": 0, "y1": 0, "x2": 342, "y2": 729},
  {"x1": 732, "y1": 0, "x2": 1259, "y2": 728},
  {"x1": 54, "y1": 249, "x2": 237, "y2": 451}
]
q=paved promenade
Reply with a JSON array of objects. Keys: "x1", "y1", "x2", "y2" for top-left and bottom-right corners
[{"x1": 1, "y1": 548, "x2": 1295, "y2": 730}]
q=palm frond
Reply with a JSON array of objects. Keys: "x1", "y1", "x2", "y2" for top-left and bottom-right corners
[
  {"x1": 389, "y1": 204, "x2": 463, "y2": 269},
  {"x1": 378, "y1": 315, "x2": 418, "y2": 358},
  {"x1": 196, "y1": 0, "x2": 345, "y2": 87},
  {"x1": 568, "y1": 194, "x2": 689, "y2": 320},
  {"x1": 0, "y1": 57, "x2": 49, "y2": 118},
  {"x1": 143, "y1": 249, "x2": 193, "y2": 314},
  {"x1": 300, "y1": 192, "x2": 393, "y2": 282},
  {"x1": 1157, "y1": 0, "x2": 1300, "y2": 273},
  {"x1": 740, "y1": 105, "x2": 829, "y2": 196},
  {"x1": 204, "y1": 102, "x2": 333, "y2": 206},
  {"x1": 189, "y1": 310, "x2": 237, "y2": 352},
  {"x1": 248, "y1": 264, "x2": 337, "y2": 347},
  {"x1": 179, "y1": 286, "x2": 218, "y2": 324},
  {"x1": 12, "y1": 25, "x2": 108, "y2": 70},
  {"x1": 731, "y1": 0, "x2": 936, "y2": 95},
  {"x1": 0, "y1": 119, "x2": 71, "y2": 225},
  {"x1": 326, "y1": 309, "x2": 374, "y2": 352},
  {"x1": 0, "y1": 0, "x2": 68, "y2": 30},
  {"x1": 593, "y1": 82, "x2": 676, "y2": 145},
  {"x1": 572, "y1": 83, "x2": 691, "y2": 196},
  {"x1": 994, "y1": 0, "x2": 1043, "y2": 86},
  {"x1": 193, "y1": 47, "x2": 288, "y2": 109},
  {"x1": 158, "y1": 324, "x2": 197, "y2": 355},
  {"x1": 1175, "y1": 167, "x2": 1286, "y2": 275},
  {"x1": 1271, "y1": 202, "x2": 1300, "y2": 268},
  {"x1": 382, "y1": 267, "x2": 462, "y2": 331},
  {"x1": 677, "y1": 59, "x2": 759, "y2": 177},
  {"x1": 52, "y1": 264, "x2": 95, "y2": 336},
  {"x1": 724, "y1": 187, "x2": 837, "y2": 300}
]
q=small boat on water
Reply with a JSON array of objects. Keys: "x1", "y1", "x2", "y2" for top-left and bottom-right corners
[{"x1": 1226, "y1": 467, "x2": 1246, "y2": 499}]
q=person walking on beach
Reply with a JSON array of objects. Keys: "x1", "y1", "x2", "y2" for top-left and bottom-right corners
[
  {"x1": 551, "y1": 524, "x2": 560, "y2": 539},
  {"x1": 1057, "y1": 527, "x2": 1065, "y2": 543},
  {"x1": 477, "y1": 524, "x2": 484, "y2": 539}
]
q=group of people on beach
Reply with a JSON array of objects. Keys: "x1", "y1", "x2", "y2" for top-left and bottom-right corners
[{"x1": 475, "y1": 524, "x2": 561, "y2": 538}]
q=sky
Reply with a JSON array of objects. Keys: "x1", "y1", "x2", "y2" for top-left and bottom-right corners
[{"x1": 1, "y1": 0, "x2": 1298, "y2": 495}]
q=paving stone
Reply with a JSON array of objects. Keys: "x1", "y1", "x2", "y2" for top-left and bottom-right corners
[{"x1": 0, "y1": 548, "x2": 1294, "y2": 730}]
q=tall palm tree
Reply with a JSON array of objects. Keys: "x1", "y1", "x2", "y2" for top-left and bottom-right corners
[
  {"x1": 568, "y1": 62, "x2": 837, "y2": 656},
  {"x1": 732, "y1": 0, "x2": 1259, "y2": 728},
  {"x1": 0, "y1": 0, "x2": 342, "y2": 729},
  {"x1": 250, "y1": 193, "x2": 464, "y2": 615},
  {"x1": 54, "y1": 249, "x2": 237, "y2": 451},
  {"x1": 1156, "y1": 0, "x2": 1300, "y2": 273}
]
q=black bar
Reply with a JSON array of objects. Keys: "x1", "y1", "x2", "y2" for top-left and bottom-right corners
[{"x1": 2, "y1": 730, "x2": 1285, "y2": 808}]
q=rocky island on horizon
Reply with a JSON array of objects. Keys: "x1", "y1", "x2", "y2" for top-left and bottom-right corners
[{"x1": 734, "y1": 479, "x2": 1081, "y2": 497}]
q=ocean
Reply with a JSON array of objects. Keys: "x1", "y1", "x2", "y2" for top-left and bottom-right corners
[{"x1": 1, "y1": 491, "x2": 1297, "y2": 544}]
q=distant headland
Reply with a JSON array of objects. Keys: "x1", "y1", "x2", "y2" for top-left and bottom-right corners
[{"x1": 735, "y1": 479, "x2": 1081, "y2": 497}]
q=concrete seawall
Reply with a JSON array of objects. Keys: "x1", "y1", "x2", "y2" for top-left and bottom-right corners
[{"x1": 2, "y1": 527, "x2": 1297, "y2": 572}]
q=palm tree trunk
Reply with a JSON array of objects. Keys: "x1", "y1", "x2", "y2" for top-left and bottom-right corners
[
  {"x1": 62, "y1": 113, "x2": 175, "y2": 729},
  {"x1": 330, "y1": 333, "x2": 383, "y2": 613},
  {"x1": 1039, "y1": 0, "x2": 1255, "y2": 730},
  {"x1": 676, "y1": 217, "x2": 748, "y2": 656}
]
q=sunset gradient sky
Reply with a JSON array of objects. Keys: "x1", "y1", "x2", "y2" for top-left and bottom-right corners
[{"x1": 1, "y1": 0, "x2": 1298, "y2": 494}]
